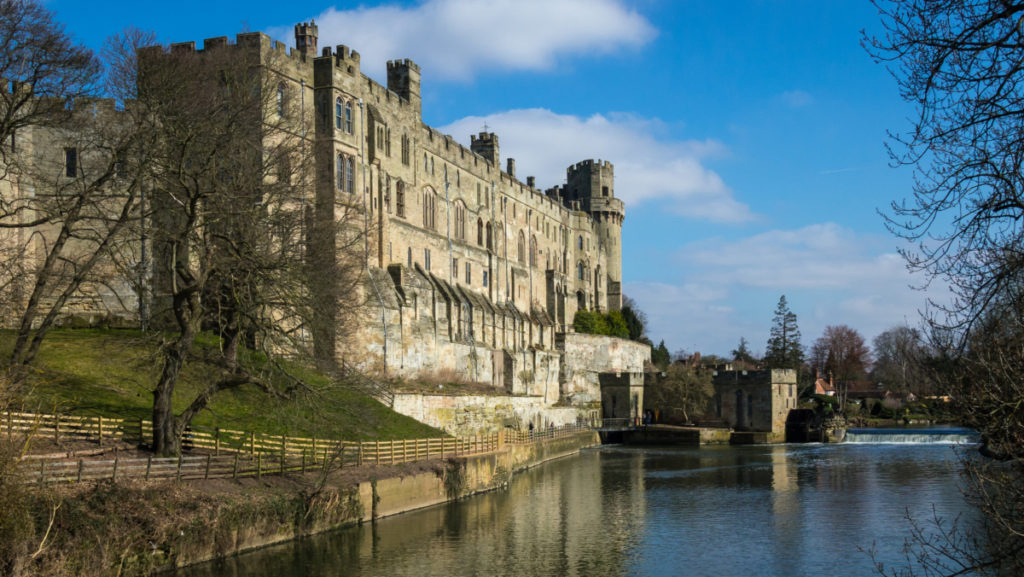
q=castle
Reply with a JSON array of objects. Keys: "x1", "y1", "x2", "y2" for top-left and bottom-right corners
[{"x1": 0, "y1": 23, "x2": 650, "y2": 432}]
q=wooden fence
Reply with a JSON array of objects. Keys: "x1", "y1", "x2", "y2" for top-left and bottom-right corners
[
  {"x1": 8, "y1": 411, "x2": 592, "y2": 485},
  {"x1": 3, "y1": 411, "x2": 125, "y2": 445}
]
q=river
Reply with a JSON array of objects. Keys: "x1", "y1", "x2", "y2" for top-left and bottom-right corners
[{"x1": 178, "y1": 441, "x2": 979, "y2": 577}]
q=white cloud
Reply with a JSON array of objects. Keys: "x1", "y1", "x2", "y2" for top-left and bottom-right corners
[
  {"x1": 268, "y1": 0, "x2": 656, "y2": 81},
  {"x1": 627, "y1": 223, "x2": 942, "y2": 356},
  {"x1": 676, "y1": 223, "x2": 907, "y2": 289},
  {"x1": 439, "y1": 108, "x2": 755, "y2": 222}
]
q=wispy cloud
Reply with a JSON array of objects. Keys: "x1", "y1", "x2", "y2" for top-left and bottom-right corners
[
  {"x1": 440, "y1": 108, "x2": 755, "y2": 223},
  {"x1": 780, "y1": 89, "x2": 813, "y2": 108},
  {"x1": 627, "y1": 223, "x2": 940, "y2": 355},
  {"x1": 268, "y1": 0, "x2": 656, "y2": 81}
]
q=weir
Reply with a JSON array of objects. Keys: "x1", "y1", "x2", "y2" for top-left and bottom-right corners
[{"x1": 845, "y1": 427, "x2": 979, "y2": 445}]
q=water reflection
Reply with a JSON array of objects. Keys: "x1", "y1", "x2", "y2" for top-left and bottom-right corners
[{"x1": 181, "y1": 444, "x2": 976, "y2": 577}]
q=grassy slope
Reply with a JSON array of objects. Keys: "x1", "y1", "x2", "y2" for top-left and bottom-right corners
[{"x1": 0, "y1": 329, "x2": 442, "y2": 441}]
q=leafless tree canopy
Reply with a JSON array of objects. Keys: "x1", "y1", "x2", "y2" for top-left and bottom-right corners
[
  {"x1": 867, "y1": 1, "x2": 1024, "y2": 574},
  {"x1": 866, "y1": 0, "x2": 1024, "y2": 333},
  {"x1": 0, "y1": 0, "x2": 98, "y2": 162}
]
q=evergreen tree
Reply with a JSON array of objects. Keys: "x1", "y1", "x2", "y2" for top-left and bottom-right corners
[
  {"x1": 651, "y1": 340, "x2": 671, "y2": 370},
  {"x1": 731, "y1": 336, "x2": 757, "y2": 365},
  {"x1": 763, "y1": 295, "x2": 804, "y2": 369}
]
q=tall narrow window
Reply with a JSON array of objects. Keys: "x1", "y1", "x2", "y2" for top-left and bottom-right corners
[
  {"x1": 335, "y1": 97, "x2": 343, "y2": 130},
  {"x1": 577, "y1": 261, "x2": 584, "y2": 280},
  {"x1": 465, "y1": 262, "x2": 471, "y2": 284},
  {"x1": 344, "y1": 101, "x2": 353, "y2": 133},
  {"x1": 384, "y1": 176, "x2": 392, "y2": 213},
  {"x1": 277, "y1": 82, "x2": 286, "y2": 117},
  {"x1": 577, "y1": 235, "x2": 583, "y2": 250},
  {"x1": 423, "y1": 190, "x2": 436, "y2": 229},
  {"x1": 424, "y1": 248, "x2": 431, "y2": 271},
  {"x1": 337, "y1": 153, "x2": 354, "y2": 192},
  {"x1": 396, "y1": 181, "x2": 406, "y2": 217},
  {"x1": 530, "y1": 236, "x2": 538, "y2": 267},
  {"x1": 407, "y1": 247, "x2": 412, "y2": 267},
  {"x1": 486, "y1": 222, "x2": 493, "y2": 250},
  {"x1": 483, "y1": 270, "x2": 489, "y2": 287},
  {"x1": 64, "y1": 148, "x2": 77, "y2": 177},
  {"x1": 401, "y1": 134, "x2": 410, "y2": 165},
  {"x1": 517, "y1": 231, "x2": 525, "y2": 264},
  {"x1": 477, "y1": 218, "x2": 484, "y2": 246}
]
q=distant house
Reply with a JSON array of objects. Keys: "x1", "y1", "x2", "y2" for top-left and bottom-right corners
[{"x1": 814, "y1": 374, "x2": 836, "y2": 396}]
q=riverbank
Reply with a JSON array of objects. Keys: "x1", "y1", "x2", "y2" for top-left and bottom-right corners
[{"x1": 5, "y1": 431, "x2": 599, "y2": 576}]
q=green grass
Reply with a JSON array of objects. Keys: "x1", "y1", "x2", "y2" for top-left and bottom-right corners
[{"x1": 0, "y1": 329, "x2": 443, "y2": 441}]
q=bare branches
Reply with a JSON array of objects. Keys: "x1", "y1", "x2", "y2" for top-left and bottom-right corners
[{"x1": 867, "y1": 1, "x2": 1024, "y2": 333}]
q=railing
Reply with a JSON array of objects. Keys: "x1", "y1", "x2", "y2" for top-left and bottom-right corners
[
  {"x1": 8, "y1": 411, "x2": 595, "y2": 485},
  {"x1": 598, "y1": 418, "x2": 634, "y2": 429},
  {"x1": 2, "y1": 411, "x2": 125, "y2": 444}
]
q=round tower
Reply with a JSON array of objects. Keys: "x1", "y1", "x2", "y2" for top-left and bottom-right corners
[{"x1": 566, "y1": 160, "x2": 624, "y2": 310}]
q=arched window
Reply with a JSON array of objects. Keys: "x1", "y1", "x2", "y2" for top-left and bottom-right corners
[
  {"x1": 422, "y1": 190, "x2": 436, "y2": 229},
  {"x1": 277, "y1": 83, "x2": 286, "y2": 117},
  {"x1": 454, "y1": 202, "x2": 466, "y2": 240},
  {"x1": 486, "y1": 222, "x2": 493, "y2": 250},
  {"x1": 530, "y1": 235, "x2": 538, "y2": 267},
  {"x1": 384, "y1": 176, "x2": 392, "y2": 213},
  {"x1": 577, "y1": 261, "x2": 584, "y2": 280},
  {"x1": 477, "y1": 218, "x2": 484, "y2": 245},
  {"x1": 336, "y1": 153, "x2": 347, "y2": 191},
  {"x1": 517, "y1": 231, "x2": 525, "y2": 264},
  {"x1": 344, "y1": 101, "x2": 354, "y2": 133},
  {"x1": 577, "y1": 235, "x2": 583, "y2": 251},
  {"x1": 396, "y1": 180, "x2": 406, "y2": 217}
]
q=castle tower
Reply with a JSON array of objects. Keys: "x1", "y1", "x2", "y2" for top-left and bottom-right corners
[
  {"x1": 387, "y1": 59, "x2": 421, "y2": 118},
  {"x1": 566, "y1": 160, "x2": 624, "y2": 310},
  {"x1": 470, "y1": 132, "x2": 499, "y2": 166},
  {"x1": 294, "y1": 21, "x2": 318, "y2": 57}
]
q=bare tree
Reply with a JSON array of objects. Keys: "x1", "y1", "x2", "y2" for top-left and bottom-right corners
[
  {"x1": 872, "y1": 325, "x2": 927, "y2": 393},
  {"x1": 809, "y1": 325, "x2": 871, "y2": 408},
  {"x1": 138, "y1": 39, "x2": 366, "y2": 455},
  {"x1": 644, "y1": 363, "x2": 713, "y2": 425},
  {"x1": 0, "y1": 0, "x2": 98, "y2": 161},
  {"x1": 0, "y1": 8, "x2": 149, "y2": 381},
  {"x1": 866, "y1": 1, "x2": 1024, "y2": 574}
]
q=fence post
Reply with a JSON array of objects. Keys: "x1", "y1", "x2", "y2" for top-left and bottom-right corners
[
  {"x1": 250, "y1": 431, "x2": 256, "y2": 458},
  {"x1": 233, "y1": 453, "x2": 239, "y2": 479},
  {"x1": 358, "y1": 443, "x2": 364, "y2": 467},
  {"x1": 139, "y1": 419, "x2": 145, "y2": 445},
  {"x1": 312, "y1": 437, "x2": 317, "y2": 460},
  {"x1": 98, "y1": 416, "x2": 104, "y2": 446},
  {"x1": 375, "y1": 441, "x2": 380, "y2": 466},
  {"x1": 177, "y1": 454, "x2": 183, "y2": 482},
  {"x1": 54, "y1": 413, "x2": 59, "y2": 443},
  {"x1": 215, "y1": 428, "x2": 221, "y2": 456},
  {"x1": 257, "y1": 453, "x2": 262, "y2": 480},
  {"x1": 302, "y1": 451, "x2": 306, "y2": 473},
  {"x1": 145, "y1": 456, "x2": 152, "y2": 481}
]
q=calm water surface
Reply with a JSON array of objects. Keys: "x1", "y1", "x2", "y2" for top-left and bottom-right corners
[{"x1": 180, "y1": 443, "x2": 977, "y2": 577}]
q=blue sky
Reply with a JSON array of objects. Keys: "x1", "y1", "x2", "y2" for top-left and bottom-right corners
[{"x1": 48, "y1": 0, "x2": 938, "y2": 357}]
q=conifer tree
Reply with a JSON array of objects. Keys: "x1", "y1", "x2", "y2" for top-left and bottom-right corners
[{"x1": 763, "y1": 295, "x2": 803, "y2": 370}]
